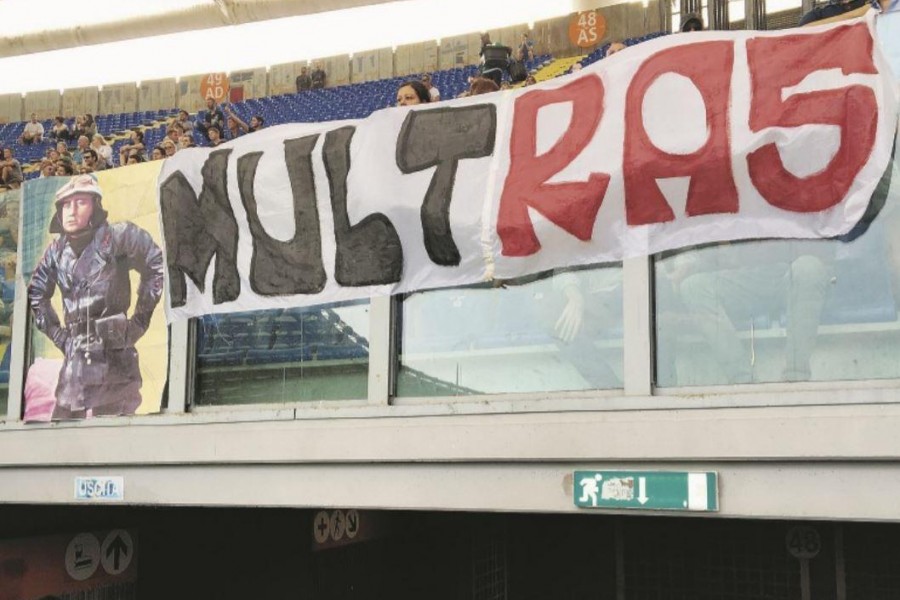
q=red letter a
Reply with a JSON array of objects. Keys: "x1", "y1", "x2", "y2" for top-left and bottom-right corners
[{"x1": 624, "y1": 41, "x2": 738, "y2": 226}]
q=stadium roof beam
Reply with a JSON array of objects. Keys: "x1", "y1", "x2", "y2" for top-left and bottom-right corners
[{"x1": 0, "y1": 0, "x2": 395, "y2": 59}]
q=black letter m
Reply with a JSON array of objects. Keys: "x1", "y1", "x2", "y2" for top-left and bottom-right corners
[{"x1": 159, "y1": 150, "x2": 240, "y2": 308}]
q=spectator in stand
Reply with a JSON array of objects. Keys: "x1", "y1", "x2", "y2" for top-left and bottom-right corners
[
  {"x1": 681, "y1": 13, "x2": 704, "y2": 31},
  {"x1": 480, "y1": 37, "x2": 512, "y2": 87},
  {"x1": 118, "y1": 130, "x2": 145, "y2": 166},
  {"x1": 55, "y1": 160, "x2": 75, "y2": 176},
  {"x1": 126, "y1": 154, "x2": 144, "y2": 165},
  {"x1": 524, "y1": 75, "x2": 537, "y2": 86},
  {"x1": 48, "y1": 116, "x2": 71, "y2": 143},
  {"x1": 150, "y1": 146, "x2": 165, "y2": 161},
  {"x1": 81, "y1": 149, "x2": 105, "y2": 173},
  {"x1": 173, "y1": 109, "x2": 194, "y2": 134},
  {"x1": 517, "y1": 32, "x2": 535, "y2": 62},
  {"x1": 207, "y1": 125, "x2": 224, "y2": 147},
  {"x1": 72, "y1": 136, "x2": 91, "y2": 165},
  {"x1": 196, "y1": 97, "x2": 225, "y2": 143},
  {"x1": 179, "y1": 133, "x2": 195, "y2": 149},
  {"x1": 421, "y1": 74, "x2": 441, "y2": 102},
  {"x1": 91, "y1": 134, "x2": 113, "y2": 169},
  {"x1": 0, "y1": 149, "x2": 23, "y2": 190},
  {"x1": 296, "y1": 66, "x2": 313, "y2": 92},
  {"x1": 248, "y1": 115, "x2": 265, "y2": 132},
  {"x1": 167, "y1": 124, "x2": 183, "y2": 145},
  {"x1": 72, "y1": 114, "x2": 97, "y2": 140},
  {"x1": 223, "y1": 104, "x2": 264, "y2": 136},
  {"x1": 72, "y1": 115, "x2": 86, "y2": 140},
  {"x1": 457, "y1": 76, "x2": 478, "y2": 98},
  {"x1": 47, "y1": 149, "x2": 60, "y2": 164},
  {"x1": 56, "y1": 141, "x2": 73, "y2": 162},
  {"x1": 39, "y1": 160, "x2": 54, "y2": 178},
  {"x1": 396, "y1": 80, "x2": 431, "y2": 106},
  {"x1": 20, "y1": 113, "x2": 44, "y2": 144},
  {"x1": 225, "y1": 115, "x2": 242, "y2": 140},
  {"x1": 468, "y1": 77, "x2": 500, "y2": 96},
  {"x1": 799, "y1": 0, "x2": 870, "y2": 24},
  {"x1": 606, "y1": 41, "x2": 627, "y2": 57},
  {"x1": 311, "y1": 62, "x2": 327, "y2": 89},
  {"x1": 82, "y1": 114, "x2": 97, "y2": 138},
  {"x1": 162, "y1": 139, "x2": 178, "y2": 157}
]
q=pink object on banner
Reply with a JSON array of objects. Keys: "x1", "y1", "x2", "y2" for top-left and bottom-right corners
[{"x1": 23, "y1": 357, "x2": 62, "y2": 422}]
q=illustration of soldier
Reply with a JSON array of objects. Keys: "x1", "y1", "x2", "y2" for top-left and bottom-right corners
[{"x1": 27, "y1": 174, "x2": 164, "y2": 419}]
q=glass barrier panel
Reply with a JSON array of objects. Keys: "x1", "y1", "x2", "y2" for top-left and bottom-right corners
[
  {"x1": 652, "y1": 83, "x2": 900, "y2": 387},
  {"x1": 655, "y1": 155, "x2": 900, "y2": 386},
  {"x1": 194, "y1": 300, "x2": 370, "y2": 406},
  {"x1": 397, "y1": 266, "x2": 623, "y2": 397}
]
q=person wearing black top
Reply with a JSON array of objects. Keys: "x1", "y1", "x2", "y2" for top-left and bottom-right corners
[
  {"x1": 311, "y1": 63, "x2": 327, "y2": 89},
  {"x1": 196, "y1": 97, "x2": 225, "y2": 143},
  {"x1": 480, "y1": 41, "x2": 512, "y2": 87},
  {"x1": 296, "y1": 66, "x2": 312, "y2": 92}
]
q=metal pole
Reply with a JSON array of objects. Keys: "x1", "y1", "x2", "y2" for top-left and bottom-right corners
[
  {"x1": 660, "y1": 0, "x2": 674, "y2": 33},
  {"x1": 745, "y1": 0, "x2": 768, "y2": 29},
  {"x1": 682, "y1": 0, "x2": 704, "y2": 21},
  {"x1": 710, "y1": 0, "x2": 731, "y2": 29},
  {"x1": 757, "y1": 0, "x2": 768, "y2": 31}
]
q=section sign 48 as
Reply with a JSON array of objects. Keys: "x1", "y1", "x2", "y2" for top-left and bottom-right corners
[{"x1": 574, "y1": 471, "x2": 718, "y2": 512}]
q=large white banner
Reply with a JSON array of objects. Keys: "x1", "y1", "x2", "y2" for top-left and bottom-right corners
[{"x1": 158, "y1": 15, "x2": 899, "y2": 321}]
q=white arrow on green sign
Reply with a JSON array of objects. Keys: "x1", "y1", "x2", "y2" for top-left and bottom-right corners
[{"x1": 574, "y1": 471, "x2": 718, "y2": 511}]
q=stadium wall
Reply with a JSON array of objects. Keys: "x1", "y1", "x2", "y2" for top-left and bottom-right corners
[
  {"x1": 99, "y1": 82, "x2": 138, "y2": 115},
  {"x1": 0, "y1": 93, "x2": 22, "y2": 124},
  {"x1": 23, "y1": 90, "x2": 61, "y2": 121},
  {"x1": 4, "y1": 7, "x2": 664, "y2": 123}
]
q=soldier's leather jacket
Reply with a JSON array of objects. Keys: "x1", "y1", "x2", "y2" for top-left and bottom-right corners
[{"x1": 27, "y1": 221, "x2": 164, "y2": 411}]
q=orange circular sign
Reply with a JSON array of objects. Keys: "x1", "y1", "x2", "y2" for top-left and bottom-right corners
[
  {"x1": 568, "y1": 10, "x2": 607, "y2": 48},
  {"x1": 200, "y1": 73, "x2": 230, "y2": 103}
]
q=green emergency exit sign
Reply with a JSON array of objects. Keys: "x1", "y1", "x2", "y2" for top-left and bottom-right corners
[{"x1": 574, "y1": 471, "x2": 718, "y2": 512}]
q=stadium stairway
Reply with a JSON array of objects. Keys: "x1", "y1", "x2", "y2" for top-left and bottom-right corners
[{"x1": 533, "y1": 56, "x2": 587, "y2": 82}]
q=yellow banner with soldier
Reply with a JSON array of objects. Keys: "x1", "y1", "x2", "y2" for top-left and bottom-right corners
[{"x1": 21, "y1": 165, "x2": 167, "y2": 421}]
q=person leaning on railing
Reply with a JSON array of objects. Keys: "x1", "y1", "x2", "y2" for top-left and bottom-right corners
[{"x1": 800, "y1": 0, "x2": 878, "y2": 25}]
